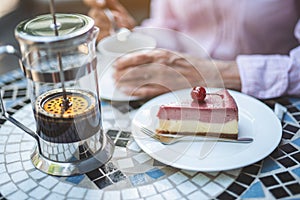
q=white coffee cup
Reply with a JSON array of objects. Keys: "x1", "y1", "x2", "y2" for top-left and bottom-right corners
[
  {"x1": 97, "y1": 30, "x2": 156, "y2": 101},
  {"x1": 97, "y1": 29, "x2": 156, "y2": 70}
]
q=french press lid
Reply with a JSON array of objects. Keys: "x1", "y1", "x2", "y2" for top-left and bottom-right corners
[{"x1": 15, "y1": 13, "x2": 95, "y2": 45}]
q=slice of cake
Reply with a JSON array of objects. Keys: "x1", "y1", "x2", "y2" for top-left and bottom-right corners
[{"x1": 156, "y1": 87, "x2": 239, "y2": 139}]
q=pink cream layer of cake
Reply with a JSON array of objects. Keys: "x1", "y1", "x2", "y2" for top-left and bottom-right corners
[{"x1": 156, "y1": 89, "x2": 239, "y2": 139}]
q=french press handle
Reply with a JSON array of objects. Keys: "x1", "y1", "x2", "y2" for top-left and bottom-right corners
[
  {"x1": 0, "y1": 45, "x2": 38, "y2": 141},
  {"x1": 0, "y1": 45, "x2": 20, "y2": 58}
]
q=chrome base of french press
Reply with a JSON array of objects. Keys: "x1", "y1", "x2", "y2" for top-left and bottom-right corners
[{"x1": 30, "y1": 132, "x2": 114, "y2": 176}]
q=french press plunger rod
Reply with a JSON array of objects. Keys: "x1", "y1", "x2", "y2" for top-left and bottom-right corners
[{"x1": 49, "y1": 0, "x2": 72, "y2": 111}]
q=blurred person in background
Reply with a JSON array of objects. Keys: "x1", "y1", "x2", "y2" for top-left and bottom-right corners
[{"x1": 85, "y1": 0, "x2": 300, "y2": 99}]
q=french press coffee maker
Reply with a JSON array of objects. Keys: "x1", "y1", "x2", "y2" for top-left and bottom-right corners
[{"x1": 0, "y1": 13, "x2": 114, "y2": 176}]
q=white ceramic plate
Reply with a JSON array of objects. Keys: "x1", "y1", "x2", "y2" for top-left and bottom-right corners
[
  {"x1": 131, "y1": 89, "x2": 282, "y2": 171},
  {"x1": 98, "y1": 67, "x2": 141, "y2": 101}
]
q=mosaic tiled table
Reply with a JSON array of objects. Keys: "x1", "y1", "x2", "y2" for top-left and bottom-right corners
[{"x1": 0, "y1": 69, "x2": 300, "y2": 200}]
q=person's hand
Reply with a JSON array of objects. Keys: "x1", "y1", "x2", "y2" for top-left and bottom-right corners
[
  {"x1": 113, "y1": 49, "x2": 241, "y2": 98},
  {"x1": 83, "y1": 0, "x2": 136, "y2": 41}
]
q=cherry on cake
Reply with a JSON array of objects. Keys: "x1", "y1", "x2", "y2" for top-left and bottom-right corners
[{"x1": 156, "y1": 87, "x2": 239, "y2": 139}]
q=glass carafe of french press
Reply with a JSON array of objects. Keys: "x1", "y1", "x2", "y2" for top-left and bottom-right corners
[{"x1": 0, "y1": 13, "x2": 114, "y2": 176}]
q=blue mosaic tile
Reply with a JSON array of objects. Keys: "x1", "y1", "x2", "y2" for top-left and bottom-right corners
[
  {"x1": 69, "y1": 156, "x2": 80, "y2": 162},
  {"x1": 261, "y1": 157, "x2": 281, "y2": 173},
  {"x1": 146, "y1": 168, "x2": 165, "y2": 179},
  {"x1": 292, "y1": 138, "x2": 300, "y2": 147},
  {"x1": 292, "y1": 166, "x2": 300, "y2": 178},
  {"x1": 129, "y1": 173, "x2": 147, "y2": 186},
  {"x1": 284, "y1": 114, "x2": 298, "y2": 125},
  {"x1": 294, "y1": 104, "x2": 300, "y2": 110},
  {"x1": 288, "y1": 97, "x2": 300, "y2": 105},
  {"x1": 101, "y1": 101, "x2": 109, "y2": 106},
  {"x1": 5, "y1": 100, "x2": 20, "y2": 109},
  {"x1": 292, "y1": 103, "x2": 300, "y2": 110},
  {"x1": 241, "y1": 181, "x2": 265, "y2": 199},
  {"x1": 294, "y1": 103, "x2": 300, "y2": 110},
  {"x1": 66, "y1": 175, "x2": 85, "y2": 184}
]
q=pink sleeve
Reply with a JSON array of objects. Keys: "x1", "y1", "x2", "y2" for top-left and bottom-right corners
[
  {"x1": 237, "y1": 54, "x2": 291, "y2": 99},
  {"x1": 236, "y1": 20, "x2": 300, "y2": 99},
  {"x1": 141, "y1": 0, "x2": 178, "y2": 29}
]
